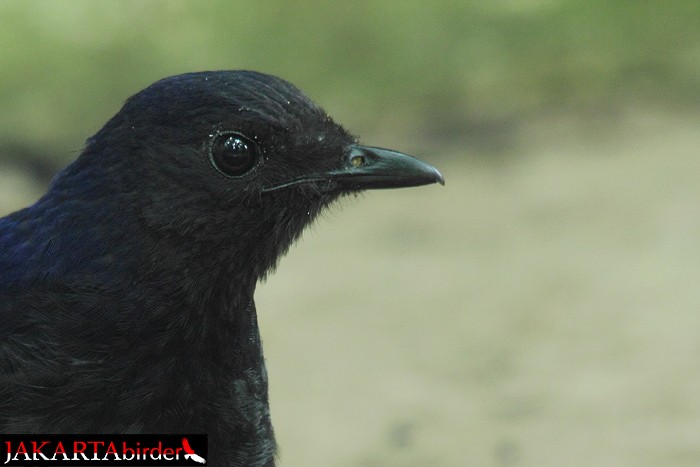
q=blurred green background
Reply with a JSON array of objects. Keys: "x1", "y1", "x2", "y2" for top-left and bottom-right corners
[{"x1": 2, "y1": 1, "x2": 700, "y2": 466}]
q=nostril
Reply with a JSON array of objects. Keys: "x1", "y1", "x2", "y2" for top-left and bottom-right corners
[{"x1": 350, "y1": 155, "x2": 365, "y2": 168}]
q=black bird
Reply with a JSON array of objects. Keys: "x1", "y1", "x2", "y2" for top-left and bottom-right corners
[{"x1": 0, "y1": 71, "x2": 443, "y2": 465}]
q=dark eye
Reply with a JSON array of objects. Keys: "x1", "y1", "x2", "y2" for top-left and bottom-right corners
[{"x1": 209, "y1": 133, "x2": 258, "y2": 177}]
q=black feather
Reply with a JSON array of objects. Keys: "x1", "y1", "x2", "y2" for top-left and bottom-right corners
[{"x1": 0, "y1": 70, "x2": 442, "y2": 466}]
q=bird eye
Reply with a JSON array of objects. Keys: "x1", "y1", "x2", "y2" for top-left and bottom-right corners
[{"x1": 209, "y1": 133, "x2": 258, "y2": 177}]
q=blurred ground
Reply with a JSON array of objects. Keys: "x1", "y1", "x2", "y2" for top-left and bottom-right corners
[
  {"x1": 3, "y1": 106, "x2": 700, "y2": 466},
  {"x1": 256, "y1": 108, "x2": 700, "y2": 467},
  {"x1": 2, "y1": 105, "x2": 699, "y2": 467}
]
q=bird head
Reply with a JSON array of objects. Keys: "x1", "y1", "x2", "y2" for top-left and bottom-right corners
[{"x1": 50, "y1": 71, "x2": 443, "y2": 281}]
